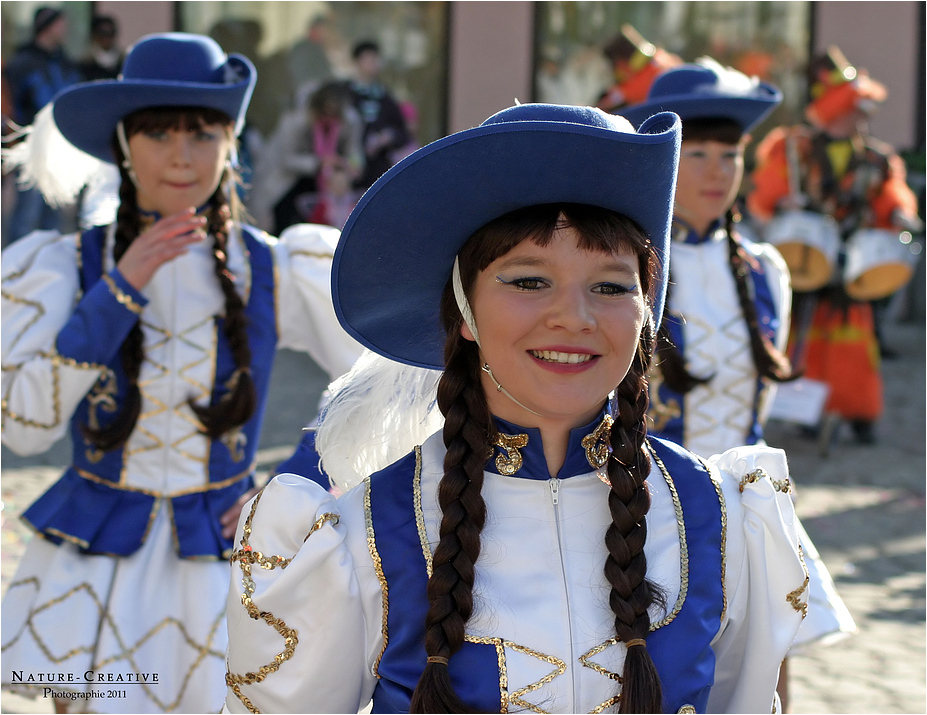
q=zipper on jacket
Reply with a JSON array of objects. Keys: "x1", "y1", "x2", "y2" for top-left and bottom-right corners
[
  {"x1": 548, "y1": 475, "x2": 577, "y2": 707},
  {"x1": 548, "y1": 477, "x2": 560, "y2": 505}
]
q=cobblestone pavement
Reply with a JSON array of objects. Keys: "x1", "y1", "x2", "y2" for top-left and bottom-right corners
[{"x1": 1, "y1": 322, "x2": 924, "y2": 714}]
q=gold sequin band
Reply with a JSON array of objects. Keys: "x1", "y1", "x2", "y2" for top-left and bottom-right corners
[
  {"x1": 738, "y1": 467, "x2": 791, "y2": 494},
  {"x1": 786, "y1": 546, "x2": 810, "y2": 618},
  {"x1": 102, "y1": 273, "x2": 144, "y2": 315},
  {"x1": 226, "y1": 490, "x2": 301, "y2": 713},
  {"x1": 625, "y1": 638, "x2": 647, "y2": 648},
  {"x1": 427, "y1": 656, "x2": 449, "y2": 665}
]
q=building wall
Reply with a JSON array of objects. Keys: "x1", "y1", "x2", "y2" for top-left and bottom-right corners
[
  {"x1": 96, "y1": 1, "x2": 174, "y2": 47},
  {"x1": 97, "y1": 1, "x2": 923, "y2": 149},
  {"x1": 448, "y1": 2, "x2": 534, "y2": 132},
  {"x1": 814, "y1": 1, "x2": 921, "y2": 150}
]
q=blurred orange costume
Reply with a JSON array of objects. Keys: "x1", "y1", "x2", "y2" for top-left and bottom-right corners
[
  {"x1": 748, "y1": 47, "x2": 920, "y2": 428},
  {"x1": 597, "y1": 25, "x2": 682, "y2": 113}
]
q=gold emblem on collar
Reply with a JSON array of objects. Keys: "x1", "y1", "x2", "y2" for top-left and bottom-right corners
[
  {"x1": 493, "y1": 432, "x2": 529, "y2": 476},
  {"x1": 582, "y1": 414, "x2": 614, "y2": 469}
]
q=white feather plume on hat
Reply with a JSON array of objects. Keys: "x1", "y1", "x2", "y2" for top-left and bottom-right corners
[
  {"x1": 2, "y1": 103, "x2": 107, "y2": 207},
  {"x1": 314, "y1": 349, "x2": 444, "y2": 492}
]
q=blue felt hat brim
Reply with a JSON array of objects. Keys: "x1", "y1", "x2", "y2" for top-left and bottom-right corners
[
  {"x1": 333, "y1": 110, "x2": 681, "y2": 369},
  {"x1": 620, "y1": 86, "x2": 781, "y2": 133},
  {"x1": 51, "y1": 54, "x2": 255, "y2": 163}
]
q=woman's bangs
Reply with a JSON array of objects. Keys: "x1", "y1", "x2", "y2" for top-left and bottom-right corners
[{"x1": 123, "y1": 106, "x2": 233, "y2": 135}]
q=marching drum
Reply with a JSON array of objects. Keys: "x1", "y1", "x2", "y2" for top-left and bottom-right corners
[
  {"x1": 764, "y1": 210, "x2": 841, "y2": 292},
  {"x1": 844, "y1": 229, "x2": 920, "y2": 301}
]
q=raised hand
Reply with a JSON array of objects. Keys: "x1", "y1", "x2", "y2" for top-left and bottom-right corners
[{"x1": 117, "y1": 208, "x2": 208, "y2": 290}]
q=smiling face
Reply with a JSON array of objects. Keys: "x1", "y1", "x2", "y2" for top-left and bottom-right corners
[
  {"x1": 123, "y1": 109, "x2": 233, "y2": 216},
  {"x1": 462, "y1": 222, "x2": 646, "y2": 429},
  {"x1": 673, "y1": 137, "x2": 746, "y2": 235}
]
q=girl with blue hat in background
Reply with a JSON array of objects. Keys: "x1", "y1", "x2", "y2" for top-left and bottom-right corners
[
  {"x1": 620, "y1": 57, "x2": 796, "y2": 460},
  {"x1": 1, "y1": 33, "x2": 361, "y2": 712},
  {"x1": 622, "y1": 58, "x2": 858, "y2": 709},
  {"x1": 225, "y1": 103, "x2": 807, "y2": 714}
]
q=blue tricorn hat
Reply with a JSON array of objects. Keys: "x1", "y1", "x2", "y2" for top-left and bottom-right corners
[
  {"x1": 620, "y1": 57, "x2": 782, "y2": 133},
  {"x1": 333, "y1": 104, "x2": 681, "y2": 369},
  {"x1": 52, "y1": 33, "x2": 256, "y2": 163}
]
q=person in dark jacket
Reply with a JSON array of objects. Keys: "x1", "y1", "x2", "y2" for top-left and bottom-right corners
[
  {"x1": 344, "y1": 40, "x2": 410, "y2": 190},
  {"x1": 3, "y1": 7, "x2": 83, "y2": 244}
]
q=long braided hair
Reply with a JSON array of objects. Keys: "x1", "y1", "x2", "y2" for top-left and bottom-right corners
[
  {"x1": 409, "y1": 203, "x2": 665, "y2": 713},
  {"x1": 81, "y1": 106, "x2": 256, "y2": 449},
  {"x1": 655, "y1": 118, "x2": 796, "y2": 394}
]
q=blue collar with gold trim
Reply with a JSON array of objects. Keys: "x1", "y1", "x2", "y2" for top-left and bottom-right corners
[{"x1": 487, "y1": 412, "x2": 613, "y2": 480}]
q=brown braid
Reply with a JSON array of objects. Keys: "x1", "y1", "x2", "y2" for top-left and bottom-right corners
[
  {"x1": 410, "y1": 203, "x2": 665, "y2": 712},
  {"x1": 654, "y1": 281, "x2": 712, "y2": 393},
  {"x1": 187, "y1": 183, "x2": 258, "y2": 438},
  {"x1": 606, "y1": 318, "x2": 665, "y2": 713},
  {"x1": 409, "y1": 291, "x2": 491, "y2": 714},
  {"x1": 80, "y1": 163, "x2": 145, "y2": 449},
  {"x1": 725, "y1": 210, "x2": 797, "y2": 382},
  {"x1": 82, "y1": 106, "x2": 254, "y2": 449}
]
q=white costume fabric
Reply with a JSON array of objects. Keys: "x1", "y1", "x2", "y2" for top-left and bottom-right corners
[
  {"x1": 225, "y1": 430, "x2": 807, "y2": 714},
  {"x1": 653, "y1": 224, "x2": 856, "y2": 651},
  {"x1": 653, "y1": 226, "x2": 791, "y2": 458},
  {"x1": 1, "y1": 222, "x2": 362, "y2": 713}
]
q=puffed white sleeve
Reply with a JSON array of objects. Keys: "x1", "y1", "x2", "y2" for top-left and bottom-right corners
[
  {"x1": 271, "y1": 223, "x2": 364, "y2": 380},
  {"x1": 705, "y1": 446, "x2": 808, "y2": 715},
  {"x1": 225, "y1": 474, "x2": 381, "y2": 714},
  {"x1": 752, "y1": 240, "x2": 792, "y2": 352},
  {"x1": 1, "y1": 230, "x2": 146, "y2": 455}
]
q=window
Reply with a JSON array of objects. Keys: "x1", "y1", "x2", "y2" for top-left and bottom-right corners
[
  {"x1": 178, "y1": 1, "x2": 448, "y2": 145},
  {"x1": 535, "y1": 1, "x2": 812, "y2": 134}
]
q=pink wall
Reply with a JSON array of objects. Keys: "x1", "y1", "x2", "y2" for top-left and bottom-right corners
[
  {"x1": 95, "y1": 1, "x2": 174, "y2": 48},
  {"x1": 814, "y1": 1, "x2": 921, "y2": 150},
  {"x1": 96, "y1": 1, "x2": 922, "y2": 150},
  {"x1": 448, "y1": 2, "x2": 534, "y2": 132}
]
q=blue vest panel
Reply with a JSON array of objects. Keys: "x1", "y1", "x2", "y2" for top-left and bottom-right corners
[{"x1": 22, "y1": 225, "x2": 278, "y2": 559}]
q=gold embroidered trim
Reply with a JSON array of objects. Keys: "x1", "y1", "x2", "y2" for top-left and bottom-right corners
[
  {"x1": 412, "y1": 447, "x2": 433, "y2": 577},
  {"x1": 102, "y1": 273, "x2": 144, "y2": 314},
  {"x1": 21, "y1": 499, "x2": 163, "y2": 560},
  {"x1": 581, "y1": 414, "x2": 614, "y2": 469},
  {"x1": 0, "y1": 577, "x2": 40, "y2": 652},
  {"x1": 647, "y1": 363, "x2": 682, "y2": 432},
  {"x1": 1, "y1": 231, "x2": 70, "y2": 283},
  {"x1": 366, "y1": 475, "x2": 390, "y2": 677},
  {"x1": 678, "y1": 706, "x2": 697, "y2": 714},
  {"x1": 579, "y1": 638, "x2": 623, "y2": 681},
  {"x1": 787, "y1": 546, "x2": 810, "y2": 618},
  {"x1": 3, "y1": 576, "x2": 223, "y2": 711},
  {"x1": 288, "y1": 250, "x2": 334, "y2": 260},
  {"x1": 271, "y1": 245, "x2": 282, "y2": 350},
  {"x1": 463, "y1": 635, "x2": 566, "y2": 714},
  {"x1": 75, "y1": 464, "x2": 253, "y2": 497},
  {"x1": 739, "y1": 467, "x2": 791, "y2": 494},
  {"x1": 2, "y1": 351, "x2": 107, "y2": 432},
  {"x1": 414, "y1": 449, "x2": 565, "y2": 711},
  {"x1": 227, "y1": 490, "x2": 300, "y2": 713},
  {"x1": 699, "y1": 456, "x2": 729, "y2": 624},
  {"x1": 646, "y1": 441, "x2": 688, "y2": 630},
  {"x1": 304, "y1": 512, "x2": 340, "y2": 542},
  {"x1": 494, "y1": 432, "x2": 529, "y2": 475}
]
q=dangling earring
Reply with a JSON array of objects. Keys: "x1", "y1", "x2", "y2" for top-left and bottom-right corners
[
  {"x1": 115, "y1": 121, "x2": 140, "y2": 189},
  {"x1": 452, "y1": 258, "x2": 542, "y2": 417}
]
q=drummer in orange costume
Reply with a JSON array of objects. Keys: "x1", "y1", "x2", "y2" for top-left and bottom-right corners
[
  {"x1": 597, "y1": 25, "x2": 682, "y2": 114},
  {"x1": 748, "y1": 46, "x2": 921, "y2": 444}
]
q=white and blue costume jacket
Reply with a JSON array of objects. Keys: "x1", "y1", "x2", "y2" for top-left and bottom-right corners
[
  {"x1": 226, "y1": 413, "x2": 807, "y2": 714},
  {"x1": 649, "y1": 219, "x2": 791, "y2": 459},
  {"x1": 1, "y1": 222, "x2": 362, "y2": 560}
]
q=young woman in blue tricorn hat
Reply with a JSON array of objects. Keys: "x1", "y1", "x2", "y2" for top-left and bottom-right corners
[
  {"x1": 0, "y1": 33, "x2": 360, "y2": 712},
  {"x1": 225, "y1": 102, "x2": 808, "y2": 714}
]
